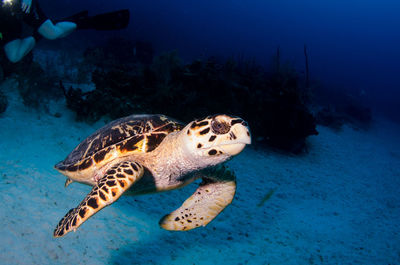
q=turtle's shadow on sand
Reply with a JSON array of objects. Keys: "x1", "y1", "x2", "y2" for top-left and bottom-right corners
[
  {"x1": 108, "y1": 194, "x2": 278, "y2": 265},
  {"x1": 109, "y1": 224, "x2": 246, "y2": 265}
]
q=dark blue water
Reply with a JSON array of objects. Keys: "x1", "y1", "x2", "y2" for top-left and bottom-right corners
[{"x1": 39, "y1": 0, "x2": 400, "y2": 121}]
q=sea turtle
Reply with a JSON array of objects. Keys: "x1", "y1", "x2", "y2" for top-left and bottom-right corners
[{"x1": 53, "y1": 114, "x2": 251, "y2": 237}]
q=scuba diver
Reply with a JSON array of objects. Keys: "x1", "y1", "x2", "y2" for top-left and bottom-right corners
[{"x1": 0, "y1": 0, "x2": 129, "y2": 63}]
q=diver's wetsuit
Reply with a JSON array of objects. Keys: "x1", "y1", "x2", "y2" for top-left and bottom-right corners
[{"x1": 0, "y1": 0, "x2": 47, "y2": 46}]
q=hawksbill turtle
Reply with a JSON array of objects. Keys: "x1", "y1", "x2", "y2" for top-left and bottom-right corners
[{"x1": 53, "y1": 114, "x2": 251, "y2": 237}]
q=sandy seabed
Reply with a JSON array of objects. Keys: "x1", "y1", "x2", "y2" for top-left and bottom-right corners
[{"x1": 0, "y1": 78, "x2": 399, "y2": 265}]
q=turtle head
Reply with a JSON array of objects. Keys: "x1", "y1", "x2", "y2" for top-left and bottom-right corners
[{"x1": 182, "y1": 114, "x2": 251, "y2": 166}]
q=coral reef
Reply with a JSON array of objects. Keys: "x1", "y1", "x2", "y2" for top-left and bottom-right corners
[
  {"x1": 314, "y1": 86, "x2": 372, "y2": 130},
  {"x1": 83, "y1": 38, "x2": 154, "y2": 71},
  {"x1": 343, "y1": 104, "x2": 372, "y2": 128},
  {"x1": 1, "y1": 36, "x2": 375, "y2": 152},
  {"x1": 0, "y1": 64, "x2": 3, "y2": 82},
  {"x1": 316, "y1": 104, "x2": 372, "y2": 131},
  {"x1": 63, "y1": 42, "x2": 318, "y2": 153},
  {"x1": 0, "y1": 37, "x2": 326, "y2": 152},
  {"x1": 0, "y1": 89, "x2": 7, "y2": 114},
  {"x1": 0, "y1": 52, "x2": 61, "y2": 111},
  {"x1": 316, "y1": 106, "x2": 344, "y2": 130}
]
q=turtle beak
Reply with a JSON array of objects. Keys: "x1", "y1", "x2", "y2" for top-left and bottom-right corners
[
  {"x1": 220, "y1": 143, "x2": 247, "y2": 156},
  {"x1": 220, "y1": 122, "x2": 251, "y2": 156}
]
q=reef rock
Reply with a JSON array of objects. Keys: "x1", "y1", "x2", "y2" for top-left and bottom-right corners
[{"x1": 0, "y1": 90, "x2": 8, "y2": 114}]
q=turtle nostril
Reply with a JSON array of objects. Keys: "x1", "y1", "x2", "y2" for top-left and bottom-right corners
[{"x1": 211, "y1": 119, "x2": 230, "y2": 134}]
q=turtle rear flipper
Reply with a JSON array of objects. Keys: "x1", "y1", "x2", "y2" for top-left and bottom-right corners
[
  {"x1": 54, "y1": 161, "x2": 144, "y2": 237},
  {"x1": 159, "y1": 166, "x2": 236, "y2": 231}
]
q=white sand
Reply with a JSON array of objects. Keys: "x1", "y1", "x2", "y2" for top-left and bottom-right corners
[{"x1": 0, "y1": 78, "x2": 399, "y2": 265}]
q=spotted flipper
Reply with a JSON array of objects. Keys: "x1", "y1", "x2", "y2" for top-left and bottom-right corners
[
  {"x1": 54, "y1": 161, "x2": 144, "y2": 237},
  {"x1": 159, "y1": 166, "x2": 236, "y2": 231}
]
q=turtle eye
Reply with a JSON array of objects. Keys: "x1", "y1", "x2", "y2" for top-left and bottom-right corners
[{"x1": 211, "y1": 119, "x2": 230, "y2": 135}]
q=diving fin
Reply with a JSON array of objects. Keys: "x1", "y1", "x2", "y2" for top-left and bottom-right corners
[{"x1": 63, "y1": 9, "x2": 130, "y2": 31}]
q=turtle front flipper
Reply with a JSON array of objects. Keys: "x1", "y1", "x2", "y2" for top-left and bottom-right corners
[
  {"x1": 159, "y1": 165, "x2": 236, "y2": 231},
  {"x1": 54, "y1": 161, "x2": 144, "y2": 237}
]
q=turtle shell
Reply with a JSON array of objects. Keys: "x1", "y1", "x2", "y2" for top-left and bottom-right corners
[{"x1": 55, "y1": 114, "x2": 184, "y2": 172}]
